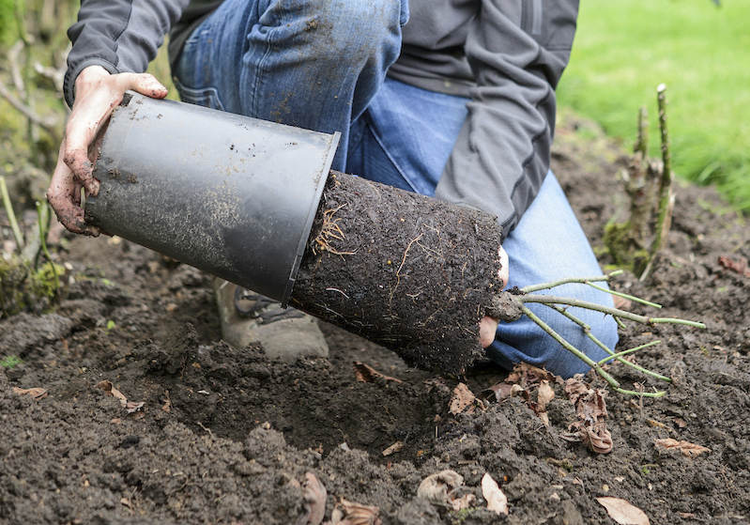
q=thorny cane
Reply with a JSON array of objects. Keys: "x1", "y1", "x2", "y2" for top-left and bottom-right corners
[{"x1": 496, "y1": 270, "x2": 705, "y2": 397}]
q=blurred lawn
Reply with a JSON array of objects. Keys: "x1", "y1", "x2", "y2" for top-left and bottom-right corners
[{"x1": 557, "y1": 0, "x2": 750, "y2": 211}]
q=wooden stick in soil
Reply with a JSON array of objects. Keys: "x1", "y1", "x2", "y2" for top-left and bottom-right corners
[{"x1": 641, "y1": 84, "x2": 675, "y2": 281}]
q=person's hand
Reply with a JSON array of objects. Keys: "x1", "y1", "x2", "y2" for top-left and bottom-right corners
[
  {"x1": 479, "y1": 245, "x2": 509, "y2": 347},
  {"x1": 47, "y1": 65, "x2": 168, "y2": 235}
]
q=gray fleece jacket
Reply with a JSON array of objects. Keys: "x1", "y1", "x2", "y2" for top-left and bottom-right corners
[{"x1": 64, "y1": 0, "x2": 579, "y2": 238}]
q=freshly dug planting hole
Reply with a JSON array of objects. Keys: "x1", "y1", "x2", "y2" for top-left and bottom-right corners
[{"x1": 290, "y1": 171, "x2": 504, "y2": 373}]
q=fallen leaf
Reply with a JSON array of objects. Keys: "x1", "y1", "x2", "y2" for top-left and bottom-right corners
[
  {"x1": 613, "y1": 295, "x2": 633, "y2": 310},
  {"x1": 481, "y1": 473, "x2": 508, "y2": 515},
  {"x1": 449, "y1": 383, "x2": 476, "y2": 415},
  {"x1": 718, "y1": 255, "x2": 750, "y2": 277},
  {"x1": 450, "y1": 494, "x2": 476, "y2": 511},
  {"x1": 507, "y1": 362, "x2": 559, "y2": 387},
  {"x1": 297, "y1": 472, "x2": 326, "y2": 525},
  {"x1": 536, "y1": 380, "x2": 555, "y2": 426},
  {"x1": 381, "y1": 441, "x2": 403, "y2": 457},
  {"x1": 483, "y1": 364, "x2": 560, "y2": 426},
  {"x1": 563, "y1": 378, "x2": 612, "y2": 454},
  {"x1": 417, "y1": 470, "x2": 468, "y2": 510},
  {"x1": 330, "y1": 498, "x2": 381, "y2": 525},
  {"x1": 537, "y1": 380, "x2": 555, "y2": 407},
  {"x1": 162, "y1": 390, "x2": 172, "y2": 413},
  {"x1": 12, "y1": 387, "x2": 48, "y2": 400},
  {"x1": 353, "y1": 362, "x2": 402, "y2": 384},
  {"x1": 596, "y1": 497, "x2": 649, "y2": 525},
  {"x1": 654, "y1": 438, "x2": 710, "y2": 458},
  {"x1": 96, "y1": 380, "x2": 144, "y2": 413}
]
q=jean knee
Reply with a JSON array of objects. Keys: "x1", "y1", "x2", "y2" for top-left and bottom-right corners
[{"x1": 303, "y1": 0, "x2": 403, "y2": 66}]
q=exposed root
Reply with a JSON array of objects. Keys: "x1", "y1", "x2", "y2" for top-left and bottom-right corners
[
  {"x1": 312, "y1": 204, "x2": 357, "y2": 256},
  {"x1": 389, "y1": 232, "x2": 425, "y2": 305}
]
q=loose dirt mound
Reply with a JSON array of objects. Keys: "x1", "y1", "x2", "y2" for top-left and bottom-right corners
[{"x1": 1, "y1": 115, "x2": 748, "y2": 524}]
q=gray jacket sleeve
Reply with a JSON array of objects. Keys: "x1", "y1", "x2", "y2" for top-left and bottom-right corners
[
  {"x1": 434, "y1": 1, "x2": 578, "y2": 239},
  {"x1": 64, "y1": 0, "x2": 190, "y2": 108}
]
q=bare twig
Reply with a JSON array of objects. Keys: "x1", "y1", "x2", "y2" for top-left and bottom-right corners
[
  {"x1": 34, "y1": 62, "x2": 65, "y2": 93},
  {"x1": 521, "y1": 271, "x2": 621, "y2": 293},
  {"x1": 520, "y1": 270, "x2": 661, "y2": 309},
  {"x1": 0, "y1": 176, "x2": 25, "y2": 250},
  {"x1": 641, "y1": 84, "x2": 675, "y2": 281},
  {"x1": 520, "y1": 294, "x2": 705, "y2": 329},
  {"x1": 541, "y1": 303, "x2": 671, "y2": 383},
  {"x1": 522, "y1": 304, "x2": 665, "y2": 397},
  {"x1": 512, "y1": 270, "x2": 704, "y2": 396},
  {"x1": 635, "y1": 106, "x2": 648, "y2": 159},
  {"x1": 9, "y1": 41, "x2": 26, "y2": 98},
  {"x1": 0, "y1": 78, "x2": 58, "y2": 134}
]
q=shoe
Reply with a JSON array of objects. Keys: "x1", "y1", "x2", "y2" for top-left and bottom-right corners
[{"x1": 213, "y1": 277, "x2": 329, "y2": 361}]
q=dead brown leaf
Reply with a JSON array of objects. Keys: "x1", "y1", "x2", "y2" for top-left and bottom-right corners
[
  {"x1": 12, "y1": 387, "x2": 48, "y2": 400},
  {"x1": 562, "y1": 378, "x2": 612, "y2": 454},
  {"x1": 449, "y1": 383, "x2": 476, "y2": 415},
  {"x1": 451, "y1": 494, "x2": 476, "y2": 511},
  {"x1": 96, "y1": 380, "x2": 144, "y2": 413},
  {"x1": 484, "y1": 364, "x2": 560, "y2": 426},
  {"x1": 612, "y1": 295, "x2": 632, "y2": 310},
  {"x1": 718, "y1": 255, "x2": 750, "y2": 277},
  {"x1": 381, "y1": 441, "x2": 403, "y2": 457},
  {"x1": 536, "y1": 380, "x2": 555, "y2": 426},
  {"x1": 481, "y1": 473, "x2": 508, "y2": 515},
  {"x1": 596, "y1": 497, "x2": 649, "y2": 525},
  {"x1": 353, "y1": 362, "x2": 402, "y2": 384},
  {"x1": 330, "y1": 498, "x2": 380, "y2": 525},
  {"x1": 417, "y1": 470, "x2": 474, "y2": 511},
  {"x1": 162, "y1": 390, "x2": 172, "y2": 413},
  {"x1": 508, "y1": 362, "x2": 559, "y2": 386},
  {"x1": 484, "y1": 363, "x2": 557, "y2": 402},
  {"x1": 654, "y1": 438, "x2": 710, "y2": 458},
  {"x1": 297, "y1": 472, "x2": 327, "y2": 525},
  {"x1": 672, "y1": 417, "x2": 687, "y2": 428}
]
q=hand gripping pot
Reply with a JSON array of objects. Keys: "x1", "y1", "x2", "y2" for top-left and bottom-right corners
[{"x1": 85, "y1": 92, "x2": 340, "y2": 305}]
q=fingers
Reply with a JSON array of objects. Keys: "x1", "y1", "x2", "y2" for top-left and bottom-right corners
[
  {"x1": 47, "y1": 142, "x2": 99, "y2": 236},
  {"x1": 51, "y1": 68, "x2": 169, "y2": 237},
  {"x1": 63, "y1": 72, "x2": 168, "y2": 197},
  {"x1": 119, "y1": 72, "x2": 168, "y2": 99},
  {"x1": 479, "y1": 246, "x2": 509, "y2": 347},
  {"x1": 498, "y1": 246, "x2": 509, "y2": 288},
  {"x1": 479, "y1": 316, "x2": 499, "y2": 348}
]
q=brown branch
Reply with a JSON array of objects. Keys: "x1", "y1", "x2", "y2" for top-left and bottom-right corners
[
  {"x1": 9, "y1": 41, "x2": 26, "y2": 98},
  {"x1": 0, "y1": 78, "x2": 58, "y2": 134}
]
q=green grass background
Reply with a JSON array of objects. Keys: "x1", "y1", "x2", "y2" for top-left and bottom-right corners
[
  {"x1": 1, "y1": 0, "x2": 748, "y2": 211},
  {"x1": 557, "y1": 0, "x2": 750, "y2": 211}
]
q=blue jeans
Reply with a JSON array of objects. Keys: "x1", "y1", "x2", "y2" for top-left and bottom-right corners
[{"x1": 175, "y1": 0, "x2": 618, "y2": 377}]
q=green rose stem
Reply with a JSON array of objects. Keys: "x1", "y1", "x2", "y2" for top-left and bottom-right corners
[{"x1": 509, "y1": 271, "x2": 705, "y2": 397}]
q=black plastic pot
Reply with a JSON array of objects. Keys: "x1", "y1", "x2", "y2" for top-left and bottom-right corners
[{"x1": 85, "y1": 92, "x2": 340, "y2": 305}]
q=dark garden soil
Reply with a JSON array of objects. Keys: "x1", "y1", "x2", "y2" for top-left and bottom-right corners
[
  {"x1": 1, "y1": 114, "x2": 748, "y2": 524},
  {"x1": 291, "y1": 171, "x2": 503, "y2": 374}
]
